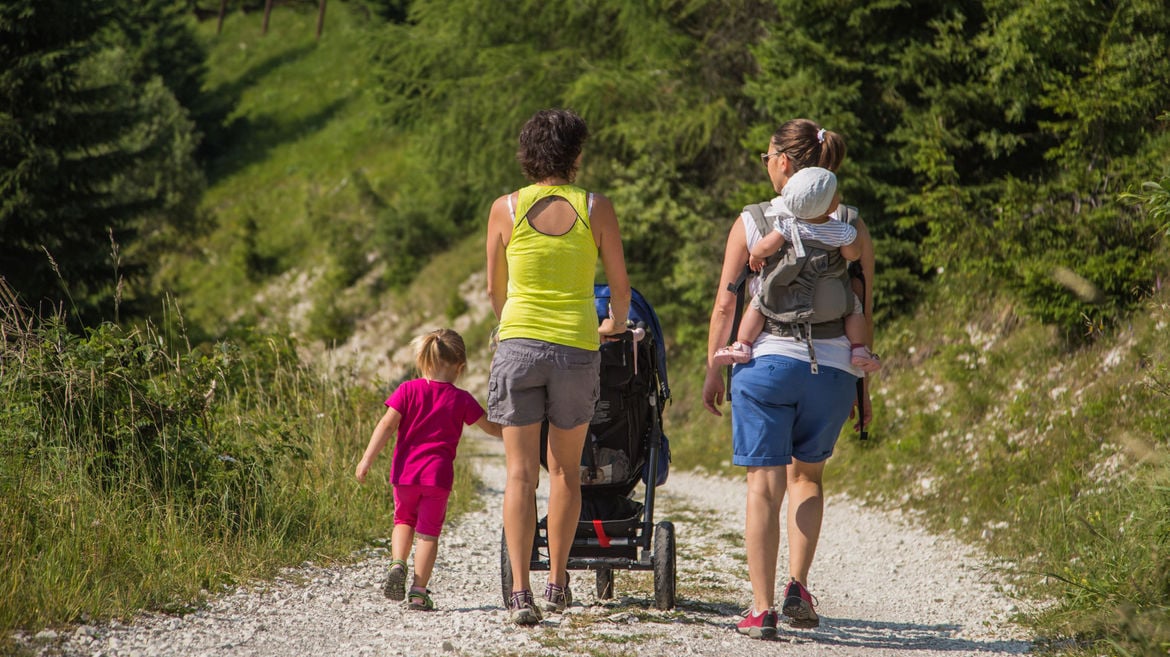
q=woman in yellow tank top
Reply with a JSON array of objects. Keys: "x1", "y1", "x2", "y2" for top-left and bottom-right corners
[{"x1": 485, "y1": 109, "x2": 631, "y2": 625}]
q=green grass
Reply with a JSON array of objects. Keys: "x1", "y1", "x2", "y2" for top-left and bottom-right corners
[
  {"x1": 661, "y1": 275, "x2": 1170, "y2": 655},
  {"x1": 160, "y1": 2, "x2": 404, "y2": 342},
  {"x1": 40, "y1": 4, "x2": 1166, "y2": 655},
  {"x1": 825, "y1": 280, "x2": 1170, "y2": 655},
  {"x1": 0, "y1": 288, "x2": 481, "y2": 635}
]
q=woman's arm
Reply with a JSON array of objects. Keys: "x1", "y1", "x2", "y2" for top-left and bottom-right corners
[
  {"x1": 853, "y1": 216, "x2": 876, "y2": 429},
  {"x1": 853, "y1": 217, "x2": 875, "y2": 345},
  {"x1": 701, "y1": 217, "x2": 750, "y2": 416},
  {"x1": 485, "y1": 194, "x2": 512, "y2": 320},
  {"x1": 591, "y1": 194, "x2": 631, "y2": 336}
]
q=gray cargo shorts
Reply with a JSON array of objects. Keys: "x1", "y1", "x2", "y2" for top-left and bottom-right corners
[{"x1": 487, "y1": 338, "x2": 600, "y2": 429}]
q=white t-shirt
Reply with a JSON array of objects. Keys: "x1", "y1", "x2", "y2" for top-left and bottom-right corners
[{"x1": 740, "y1": 203, "x2": 862, "y2": 378}]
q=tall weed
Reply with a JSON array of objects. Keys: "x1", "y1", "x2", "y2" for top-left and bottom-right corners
[{"x1": 0, "y1": 288, "x2": 410, "y2": 632}]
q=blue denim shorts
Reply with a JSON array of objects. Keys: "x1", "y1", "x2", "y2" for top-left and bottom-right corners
[
  {"x1": 488, "y1": 338, "x2": 600, "y2": 429},
  {"x1": 730, "y1": 355, "x2": 857, "y2": 466}
]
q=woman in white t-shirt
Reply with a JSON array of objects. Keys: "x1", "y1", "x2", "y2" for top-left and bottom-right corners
[{"x1": 701, "y1": 118, "x2": 875, "y2": 640}]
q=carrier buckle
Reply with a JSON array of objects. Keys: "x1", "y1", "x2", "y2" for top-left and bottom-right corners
[{"x1": 804, "y1": 322, "x2": 819, "y2": 374}]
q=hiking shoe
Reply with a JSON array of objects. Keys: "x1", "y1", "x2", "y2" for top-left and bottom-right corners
[
  {"x1": 539, "y1": 574, "x2": 572, "y2": 613},
  {"x1": 508, "y1": 590, "x2": 542, "y2": 626},
  {"x1": 736, "y1": 608, "x2": 778, "y2": 639},
  {"x1": 850, "y1": 345, "x2": 882, "y2": 372},
  {"x1": 782, "y1": 578, "x2": 819, "y2": 628},
  {"x1": 383, "y1": 560, "x2": 407, "y2": 601},
  {"x1": 712, "y1": 341, "x2": 752, "y2": 366},
  {"x1": 407, "y1": 587, "x2": 435, "y2": 611}
]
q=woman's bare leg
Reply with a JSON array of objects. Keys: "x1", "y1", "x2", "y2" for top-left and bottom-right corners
[
  {"x1": 745, "y1": 465, "x2": 786, "y2": 612},
  {"x1": 786, "y1": 458, "x2": 826, "y2": 584},
  {"x1": 543, "y1": 422, "x2": 588, "y2": 588},
  {"x1": 502, "y1": 423, "x2": 542, "y2": 593}
]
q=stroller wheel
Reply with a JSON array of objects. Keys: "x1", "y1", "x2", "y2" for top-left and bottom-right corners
[
  {"x1": 653, "y1": 521, "x2": 676, "y2": 610},
  {"x1": 595, "y1": 567, "x2": 614, "y2": 600}
]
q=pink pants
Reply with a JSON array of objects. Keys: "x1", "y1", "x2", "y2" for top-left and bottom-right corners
[{"x1": 392, "y1": 484, "x2": 450, "y2": 537}]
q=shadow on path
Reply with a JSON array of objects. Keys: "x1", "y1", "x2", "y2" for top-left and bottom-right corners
[{"x1": 781, "y1": 616, "x2": 1029, "y2": 653}]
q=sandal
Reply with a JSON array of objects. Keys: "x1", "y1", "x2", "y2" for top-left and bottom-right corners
[
  {"x1": 407, "y1": 586, "x2": 435, "y2": 611},
  {"x1": 712, "y1": 341, "x2": 753, "y2": 366},
  {"x1": 383, "y1": 559, "x2": 407, "y2": 601}
]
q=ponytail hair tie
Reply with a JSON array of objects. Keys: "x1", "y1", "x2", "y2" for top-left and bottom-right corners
[{"x1": 816, "y1": 128, "x2": 826, "y2": 143}]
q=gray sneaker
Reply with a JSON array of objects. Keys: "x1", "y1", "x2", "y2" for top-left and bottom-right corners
[
  {"x1": 539, "y1": 575, "x2": 572, "y2": 613},
  {"x1": 508, "y1": 590, "x2": 542, "y2": 625},
  {"x1": 383, "y1": 561, "x2": 407, "y2": 601}
]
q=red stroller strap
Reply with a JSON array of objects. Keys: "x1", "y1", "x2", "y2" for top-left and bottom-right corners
[{"x1": 592, "y1": 520, "x2": 612, "y2": 547}]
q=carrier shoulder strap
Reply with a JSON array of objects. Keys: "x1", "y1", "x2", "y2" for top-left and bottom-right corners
[
  {"x1": 724, "y1": 204, "x2": 772, "y2": 398},
  {"x1": 745, "y1": 202, "x2": 770, "y2": 240}
]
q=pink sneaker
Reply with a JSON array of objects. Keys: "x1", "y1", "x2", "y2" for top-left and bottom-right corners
[
  {"x1": 781, "y1": 578, "x2": 819, "y2": 628},
  {"x1": 712, "y1": 341, "x2": 752, "y2": 366},
  {"x1": 736, "y1": 607, "x2": 777, "y2": 639},
  {"x1": 850, "y1": 344, "x2": 882, "y2": 372}
]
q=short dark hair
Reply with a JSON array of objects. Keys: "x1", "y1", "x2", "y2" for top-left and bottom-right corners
[{"x1": 516, "y1": 109, "x2": 589, "y2": 183}]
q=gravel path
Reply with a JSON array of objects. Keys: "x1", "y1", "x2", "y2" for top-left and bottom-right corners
[{"x1": 23, "y1": 436, "x2": 1032, "y2": 657}]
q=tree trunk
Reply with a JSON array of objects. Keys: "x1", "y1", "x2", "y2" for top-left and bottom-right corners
[{"x1": 262, "y1": 0, "x2": 275, "y2": 35}]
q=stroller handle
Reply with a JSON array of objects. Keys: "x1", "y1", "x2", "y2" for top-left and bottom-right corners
[{"x1": 603, "y1": 323, "x2": 647, "y2": 344}]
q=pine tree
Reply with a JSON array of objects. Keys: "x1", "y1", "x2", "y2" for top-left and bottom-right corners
[
  {"x1": 0, "y1": 0, "x2": 202, "y2": 324},
  {"x1": 108, "y1": 0, "x2": 208, "y2": 113},
  {"x1": 747, "y1": 0, "x2": 1170, "y2": 338},
  {"x1": 369, "y1": 0, "x2": 771, "y2": 324}
]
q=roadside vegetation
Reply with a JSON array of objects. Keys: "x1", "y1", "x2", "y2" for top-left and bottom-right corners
[
  {"x1": 0, "y1": 277, "x2": 481, "y2": 634},
  {"x1": 670, "y1": 276, "x2": 1170, "y2": 656},
  {"x1": 2, "y1": 1, "x2": 1168, "y2": 655}
]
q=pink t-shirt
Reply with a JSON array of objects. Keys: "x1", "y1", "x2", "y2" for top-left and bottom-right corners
[{"x1": 387, "y1": 378, "x2": 485, "y2": 490}]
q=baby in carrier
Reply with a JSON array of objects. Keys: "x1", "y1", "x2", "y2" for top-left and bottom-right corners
[{"x1": 712, "y1": 166, "x2": 881, "y2": 371}]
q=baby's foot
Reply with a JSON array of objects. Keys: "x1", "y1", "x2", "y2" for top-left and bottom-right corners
[
  {"x1": 712, "y1": 341, "x2": 753, "y2": 366},
  {"x1": 850, "y1": 345, "x2": 882, "y2": 372}
]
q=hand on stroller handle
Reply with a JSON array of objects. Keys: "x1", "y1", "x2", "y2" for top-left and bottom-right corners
[{"x1": 602, "y1": 327, "x2": 645, "y2": 343}]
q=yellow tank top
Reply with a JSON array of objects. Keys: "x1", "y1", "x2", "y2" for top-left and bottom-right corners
[{"x1": 498, "y1": 184, "x2": 599, "y2": 351}]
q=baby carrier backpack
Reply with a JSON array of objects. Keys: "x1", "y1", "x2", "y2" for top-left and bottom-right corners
[
  {"x1": 729, "y1": 202, "x2": 870, "y2": 438},
  {"x1": 743, "y1": 202, "x2": 858, "y2": 339}
]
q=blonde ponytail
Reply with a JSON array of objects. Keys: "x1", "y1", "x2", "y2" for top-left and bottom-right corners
[{"x1": 414, "y1": 328, "x2": 468, "y2": 378}]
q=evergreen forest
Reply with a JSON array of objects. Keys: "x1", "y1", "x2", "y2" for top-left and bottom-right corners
[{"x1": 2, "y1": 1, "x2": 1168, "y2": 655}]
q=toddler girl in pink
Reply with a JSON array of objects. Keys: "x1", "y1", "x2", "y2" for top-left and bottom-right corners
[{"x1": 356, "y1": 328, "x2": 502, "y2": 610}]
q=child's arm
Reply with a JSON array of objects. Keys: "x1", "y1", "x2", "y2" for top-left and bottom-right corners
[
  {"x1": 473, "y1": 415, "x2": 504, "y2": 439},
  {"x1": 748, "y1": 229, "x2": 787, "y2": 271},
  {"x1": 839, "y1": 238, "x2": 861, "y2": 262},
  {"x1": 836, "y1": 221, "x2": 861, "y2": 261},
  {"x1": 356, "y1": 407, "x2": 402, "y2": 483}
]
